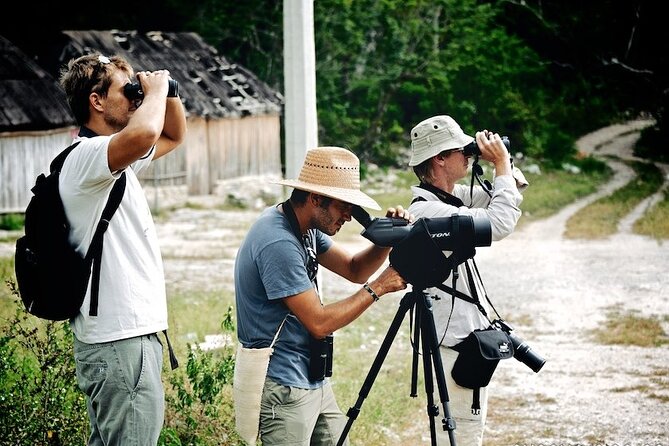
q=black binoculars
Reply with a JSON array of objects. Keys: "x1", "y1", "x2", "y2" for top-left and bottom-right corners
[
  {"x1": 463, "y1": 135, "x2": 510, "y2": 157},
  {"x1": 123, "y1": 79, "x2": 179, "y2": 101}
]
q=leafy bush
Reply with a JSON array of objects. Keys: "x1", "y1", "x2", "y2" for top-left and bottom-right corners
[
  {"x1": 159, "y1": 306, "x2": 240, "y2": 446},
  {"x1": 0, "y1": 283, "x2": 88, "y2": 445},
  {"x1": 1, "y1": 281, "x2": 241, "y2": 446},
  {"x1": 0, "y1": 213, "x2": 24, "y2": 231}
]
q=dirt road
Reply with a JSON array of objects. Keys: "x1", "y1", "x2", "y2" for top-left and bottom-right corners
[
  {"x1": 478, "y1": 119, "x2": 669, "y2": 444},
  {"x1": 155, "y1": 119, "x2": 668, "y2": 444}
]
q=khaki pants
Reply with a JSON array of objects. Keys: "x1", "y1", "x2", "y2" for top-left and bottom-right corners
[
  {"x1": 434, "y1": 346, "x2": 488, "y2": 446},
  {"x1": 259, "y1": 378, "x2": 349, "y2": 445}
]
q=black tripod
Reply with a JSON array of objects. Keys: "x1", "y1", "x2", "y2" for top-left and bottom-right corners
[{"x1": 336, "y1": 286, "x2": 457, "y2": 446}]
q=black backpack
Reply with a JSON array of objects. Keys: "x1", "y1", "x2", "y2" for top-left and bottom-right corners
[{"x1": 14, "y1": 141, "x2": 126, "y2": 321}]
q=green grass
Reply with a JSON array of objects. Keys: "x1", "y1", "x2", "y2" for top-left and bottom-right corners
[
  {"x1": 0, "y1": 213, "x2": 24, "y2": 231},
  {"x1": 565, "y1": 160, "x2": 664, "y2": 239},
  {"x1": 0, "y1": 257, "x2": 16, "y2": 319},
  {"x1": 518, "y1": 166, "x2": 613, "y2": 225},
  {"x1": 634, "y1": 189, "x2": 669, "y2": 239}
]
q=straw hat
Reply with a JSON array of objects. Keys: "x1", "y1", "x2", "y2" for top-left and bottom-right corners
[
  {"x1": 274, "y1": 147, "x2": 381, "y2": 210},
  {"x1": 409, "y1": 115, "x2": 474, "y2": 166}
]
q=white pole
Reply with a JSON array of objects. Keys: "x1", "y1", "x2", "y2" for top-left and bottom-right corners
[{"x1": 283, "y1": 0, "x2": 318, "y2": 180}]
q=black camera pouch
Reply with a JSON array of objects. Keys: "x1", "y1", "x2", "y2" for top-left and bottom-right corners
[
  {"x1": 451, "y1": 328, "x2": 514, "y2": 414},
  {"x1": 308, "y1": 334, "x2": 333, "y2": 382}
]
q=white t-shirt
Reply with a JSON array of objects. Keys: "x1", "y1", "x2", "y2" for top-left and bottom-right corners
[{"x1": 59, "y1": 134, "x2": 168, "y2": 343}]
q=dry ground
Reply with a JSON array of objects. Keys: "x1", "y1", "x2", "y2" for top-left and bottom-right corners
[
  {"x1": 2, "y1": 120, "x2": 666, "y2": 445},
  {"x1": 156, "y1": 119, "x2": 668, "y2": 445}
]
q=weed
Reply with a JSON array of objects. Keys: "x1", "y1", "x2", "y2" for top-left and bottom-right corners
[{"x1": 590, "y1": 308, "x2": 669, "y2": 347}]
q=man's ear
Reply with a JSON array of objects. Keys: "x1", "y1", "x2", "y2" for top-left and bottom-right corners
[
  {"x1": 89, "y1": 92, "x2": 104, "y2": 112},
  {"x1": 309, "y1": 193, "x2": 321, "y2": 207}
]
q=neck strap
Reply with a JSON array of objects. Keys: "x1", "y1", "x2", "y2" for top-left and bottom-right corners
[
  {"x1": 414, "y1": 182, "x2": 466, "y2": 207},
  {"x1": 282, "y1": 199, "x2": 304, "y2": 240},
  {"x1": 78, "y1": 126, "x2": 98, "y2": 138},
  {"x1": 281, "y1": 200, "x2": 320, "y2": 294}
]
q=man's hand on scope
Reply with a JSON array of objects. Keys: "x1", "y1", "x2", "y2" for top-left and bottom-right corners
[{"x1": 384, "y1": 205, "x2": 414, "y2": 223}]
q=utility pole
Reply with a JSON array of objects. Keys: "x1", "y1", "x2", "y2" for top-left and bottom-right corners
[{"x1": 283, "y1": 0, "x2": 318, "y2": 180}]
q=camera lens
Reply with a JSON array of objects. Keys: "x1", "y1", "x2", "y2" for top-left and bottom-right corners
[{"x1": 508, "y1": 333, "x2": 546, "y2": 373}]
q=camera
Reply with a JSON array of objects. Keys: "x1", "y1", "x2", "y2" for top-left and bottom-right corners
[
  {"x1": 463, "y1": 135, "x2": 511, "y2": 157},
  {"x1": 352, "y1": 207, "x2": 491, "y2": 288},
  {"x1": 308, "y1": 334, "x2": 334, "y2": 382},
  {"x1": 123, "y1": 79, "x2": 179, "y2": 101},
  {"x1": 492, "y1": 319, "x2": 546, "y2": 373}
]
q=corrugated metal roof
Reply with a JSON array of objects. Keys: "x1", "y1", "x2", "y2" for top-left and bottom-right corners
[
  {"x1": 59, "y1": 30, "x2": 284, "y2": 118},
  {"x1": 0, "y1": 35, "x2": 76, "y2": 132}
]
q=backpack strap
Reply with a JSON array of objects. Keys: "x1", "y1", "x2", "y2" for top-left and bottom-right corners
[
  {"x1": 85, "y1": 174, "x2": 126, "y2": 316},
  {"x1": 50, "y1": 142, "x2": 82, "y2": 173}
]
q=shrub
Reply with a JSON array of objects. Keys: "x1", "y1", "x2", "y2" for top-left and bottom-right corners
[
  {"x1": 0, "y1": 282, "x2": 89, "y2": 445},
  {"x1": 160, "y1": 306, "x2": 240, "y2": 445}
]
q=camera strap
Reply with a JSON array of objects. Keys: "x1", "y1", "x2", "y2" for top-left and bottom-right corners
[
  {"x1": 281, "y1": 200, "x2": 320, "y2": 296},
  {"x1": 435, "y1": 260, "x2": 503, "y2": 323},
  {"x1": 470, "y1": 156, "x2": 493, "y2": 200}
]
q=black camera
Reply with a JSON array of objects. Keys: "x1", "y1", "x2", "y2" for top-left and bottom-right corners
[
  {"x1": 493, "y1": 319, "x2": 546, "y2": 373},
  {"x1": 308, "y1": 334, "x2": 334, "y2": 382},
  {"x1": 123, "y1": 79, "x2": 179, "y2": 101},
  {"x1": 352, "y1": 207, "x2": 491, "y2": 288},
  {"x1": 463, "y1": 135, "x2": 511, "y2": 157}
]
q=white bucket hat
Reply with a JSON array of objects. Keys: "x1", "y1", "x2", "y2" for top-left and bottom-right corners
[
  {"x1": 409, "y1": 115, "x2": 474, "y2": 166},
  {"x1": 274, "y1": 146, "x2": 381, "y2": 210}
]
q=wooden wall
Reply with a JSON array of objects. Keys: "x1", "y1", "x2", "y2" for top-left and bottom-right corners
[
  {"x1": 0, "y1": 127, "x2": 77, "y2": 213},
  {"x1": 1, "y1": 114, "x2": 282, "y2": 212},
  {"x1": 189, "y1": 113, "x2": 282, "y2": 195}
]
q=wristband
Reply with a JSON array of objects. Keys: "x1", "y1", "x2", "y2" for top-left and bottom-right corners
[{"x1": 363, "y1": 283, "x2": 379, "y2": 302}]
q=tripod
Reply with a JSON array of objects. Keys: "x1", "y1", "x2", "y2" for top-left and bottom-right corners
[{"x1": 336, "y1": 286, "x2": 457, "y2": 446}]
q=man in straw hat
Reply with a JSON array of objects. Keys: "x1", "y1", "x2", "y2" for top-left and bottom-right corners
[
  {"x1": 234, "y1": 146, "x2": 412, "y2": 445},
  {"x1": 406, "y1": 115, "x2": 529, "y2": 446}
]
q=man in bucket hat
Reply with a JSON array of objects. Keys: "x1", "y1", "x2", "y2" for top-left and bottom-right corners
[
  {"x1": 234, "y1": 146, "x2": 412, "y2": 445},
  {"x1": 407, "y1": 115, "x2": 529, "y2": 446}
]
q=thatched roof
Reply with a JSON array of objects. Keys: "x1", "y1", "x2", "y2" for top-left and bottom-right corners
[
  {"x1": 58, "y1": 30, "x2": 284, "y2": 118},
  {"x1": 0, "y1": 35, "x2": 76, "y2": 132}
]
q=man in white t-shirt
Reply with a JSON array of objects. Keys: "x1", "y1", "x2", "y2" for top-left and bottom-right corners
[{"x1": 58, "y1": 53, "x2": 186, "y2": 445}]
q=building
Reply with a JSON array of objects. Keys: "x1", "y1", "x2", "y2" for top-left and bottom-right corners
[{"x1": 0, "y1": 30, "x2": 284, "y2": 213}]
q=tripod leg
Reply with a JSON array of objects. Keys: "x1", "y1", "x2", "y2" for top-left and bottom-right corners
[
  {"x1": 410, "y1": 300, "x2": 420, "y2": 397},
  {"x1": 418, "y1": 302, "x2": 440, "y2": 446},
  {"x1": 336, "y1": 292, "x2": 417, "y2": 446},
  {"x1": 420, "y1": 293, "x2": 457, "y2": 446}
]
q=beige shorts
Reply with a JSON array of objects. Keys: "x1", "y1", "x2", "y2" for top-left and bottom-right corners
[{"x1": 259, "y1": 378, "x2": 349, "y2": 445}]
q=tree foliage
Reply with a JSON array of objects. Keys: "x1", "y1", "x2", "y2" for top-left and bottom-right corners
[{"x1": 5, "y1": 0, "x2": 667, "y2": 165}]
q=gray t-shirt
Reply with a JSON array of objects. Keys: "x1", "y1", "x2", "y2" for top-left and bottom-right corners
[{"x1": 234, "y1": 205, "x2": 332, "y2": 389}]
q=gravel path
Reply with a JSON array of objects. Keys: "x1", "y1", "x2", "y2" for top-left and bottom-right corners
[{"x1": 478, "y1": 119, "x2": 669, "y2": 445}]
